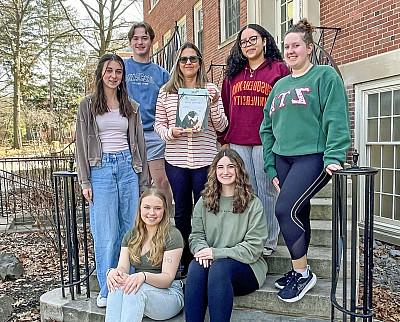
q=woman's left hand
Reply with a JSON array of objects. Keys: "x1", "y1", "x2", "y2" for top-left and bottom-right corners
[
  {"x1": 325, "y1": 163, "x2": 343, "y2": 175},
  {"x1": 122, "y1": 272, "x2": 146, "y2": 294},
  {"x1": 194, "y1": 248, "x2": 213, "y2": 267},
  {"x1": 208, "y1": 87, "x2": 219, "y2": 105}
]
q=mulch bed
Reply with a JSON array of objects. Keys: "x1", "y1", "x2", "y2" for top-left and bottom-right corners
[{"x1": 1, "y1": 231, "x2": 399, "y2": 321}]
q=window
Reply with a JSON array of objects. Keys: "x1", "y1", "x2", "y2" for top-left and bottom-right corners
[
  {"x1": 177, "y1": 16, "x2": 187, "y2": 45},
  {"x1": 194, "y1": 1, "x2": 203, "y2": 53},
  {"x1": 152, "y1": 42, "x2": 160, "y2": 65},
  {"x1": 364, "y1": 88, "x2": 400, "y2": 222},
  {"x1": 220, "y1": 0, "x2": 240, "y2": 42},
  {"x1": 277, "y1": 0, "x2": 294, "y2": 52}
]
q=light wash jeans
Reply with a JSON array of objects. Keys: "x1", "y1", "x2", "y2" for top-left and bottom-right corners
[
  {"x1": 105, "y1": 280, "x2": 184, "y2": 322},
  {"x1": 90, "y1": 149, "x2": 139, "y2": 298},
  {"x1": 230, "y1": 144, "x2": 279, "y2": 249}
]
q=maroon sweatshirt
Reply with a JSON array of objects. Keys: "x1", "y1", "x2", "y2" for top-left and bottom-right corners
[{"x1": 220, "y1": 60, "x2": 290, "y2": 145}]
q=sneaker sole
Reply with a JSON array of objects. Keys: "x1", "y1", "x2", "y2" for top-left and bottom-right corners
[{"x1": 277, "y1": 273, "x2": 317, "y2": 303}]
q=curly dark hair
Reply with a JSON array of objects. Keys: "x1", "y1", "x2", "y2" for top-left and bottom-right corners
[
  {"x1": 92, "y1": 53, "x2": 133, "y2": 118},
  {"x1": 202, "y1": 148, "x2": 254, "y2": 214},
  {"x1": 225, "y1": 24, "x2": 283, "y2": 78}
]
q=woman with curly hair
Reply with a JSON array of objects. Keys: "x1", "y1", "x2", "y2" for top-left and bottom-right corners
[
  {"x1": 219, "y1": 24, "x2": 290, "y2": 256},
  {"x1": 105, "y1": 188, "x2": 184, "y2": 322},
  {"x1": 184, "y1": 148, "x2": 268, "y2": 322}
]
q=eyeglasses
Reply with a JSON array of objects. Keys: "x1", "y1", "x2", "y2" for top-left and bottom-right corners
[
  {"x1": 239, "y1": 36, "x2": 259, "y2": 48},
  {"x1": 178, "y1": 56, "x2": 201, "y2": 64}
]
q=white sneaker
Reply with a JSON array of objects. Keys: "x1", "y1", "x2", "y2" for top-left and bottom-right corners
[{"x1": 96, "y1": 294, "x2": 107, "y2": 308}]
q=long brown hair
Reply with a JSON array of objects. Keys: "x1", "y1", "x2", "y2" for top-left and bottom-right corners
[
  {"x1": 128, "y1": 188, "x2": 171, "y2": 267},
  {"x1": 163, "y1": 42, "x2": 208, "y2": 94},
  {"x1": 92, "y1": 53, "x2": 134, "y2": 118},
  {"x1": 202, "y1": 148, "x2": 254, "y2": 214}
]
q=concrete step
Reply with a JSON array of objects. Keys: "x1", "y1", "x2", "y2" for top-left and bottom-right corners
[
  {"x1": 278, "y1": 220, "x2": 352, "y2": 247},
  {"x1": 315, "y1": 179, "x2": 352, "y2": 199},
  {"x1": 266, "y1": 245, "x2": 350, "y2": 279},
  {"x1": 40, "y1": 285, "x2": 332, "y2": 322},
  {"x1": 310, "y1": 197, "x2": 352, "y2": 220}
]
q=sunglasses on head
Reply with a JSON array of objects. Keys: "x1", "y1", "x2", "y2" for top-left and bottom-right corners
[{"x1": 178, "y1": 56, "x2": 201, "y2": 64}]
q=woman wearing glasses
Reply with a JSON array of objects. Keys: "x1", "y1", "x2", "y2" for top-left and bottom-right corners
[
  {"x1": 154, "y1": 42, "x2": 228, "y2": 274},
  {"x1": 219, "y1": 24, "x2": 289, "y2": 256}
]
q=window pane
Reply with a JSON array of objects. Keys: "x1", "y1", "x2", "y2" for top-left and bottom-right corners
[
  {"x1": 382, "y1": 145, "x2": 394, "y2": 168},
  {"x1": 380, "y1": 91, "x2": 392, "y2": 116},
  {"x1": 368, "y1": 119, "x2": 378, "y2": 141},
  {"x1": 281, "y1": 4, "x2": 286, "y2": 21},
  {"x1": 394, "y1": 90, "x2": 400, "y2": 115},
  {"x1": 397, "y1": 146, "x2": 400, "y2": 168},
  {"x1": 394, "y1": 117, "x2": 400, "y2": 141},
  {"x1": 368, "y1": 93, "x2": 378, "y2": 117},
  {"x1": 381, "y1": 194, "x2": 393, "y2": 219},
  {"x1": 375, "y1": 169, "x2": 381, "y2": 193},
  {"x1": 287, "y1": 1, "x2": 293, "y2": 19},
  {"x1": 374, "y1": 193, "x2": 380, "y2": 216},
  {"x1": 370, "y1": 145, "x2": 380, "y2": 167},
  {"x1": 379, "y1": 118, "x2": 391, "y2": 142},
  {"x1": 395, "y1": 197, "x2": 400, "y2": 220},
  {"x1": 396, "y1": 171, "x2": 400, "y2": 195},
  {"x1": 382, "y1": 169, "x2": 393, "y2": 194}
]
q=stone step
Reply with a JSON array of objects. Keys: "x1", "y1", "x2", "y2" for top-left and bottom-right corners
[
  {"x1": 310, "y1": 197, "x2": 352, "y2": 220},
  {"x1": 315, "y1": 179, "x2": 352, "y2": 199},
  {"x1": 266, "y1": 245, "x2": 350, "y2": 279},
  {"x1": 40, "y1": 285, "x2": 333, "y2": 322},
  {"x1": 278, "y1": 220, "x2": 352, "y2": 247}
]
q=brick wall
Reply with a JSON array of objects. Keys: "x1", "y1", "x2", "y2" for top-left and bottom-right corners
[
  {"x1": 144, "y1": 0, "x2": 248, "y2": 85},
  {"x1": 321, "y1": 0, "x2": 400, "y2": 65}
]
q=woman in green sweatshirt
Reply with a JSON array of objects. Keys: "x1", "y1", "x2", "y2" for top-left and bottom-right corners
[
  {"x1": 259, "y1": 19, "x2": 351, "y2": 303},
  {"x1": 184, "y1": 148, "x2": 268, "y2": 322}
]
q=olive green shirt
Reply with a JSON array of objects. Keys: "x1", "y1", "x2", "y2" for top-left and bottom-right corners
[
  {"x1": 189, "y1": 195, "x2": 268, "y2": 287},
  {"x1": 122, "y1": 226, "x2": 184, "y2": 274}
]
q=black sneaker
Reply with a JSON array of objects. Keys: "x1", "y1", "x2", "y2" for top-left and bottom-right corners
[
  {"x1": 274, "y1": 269, "x2": 296, "y2": 289},
  {"x1": 277, "y1": 269, "x2": 317, "y2": 303}
]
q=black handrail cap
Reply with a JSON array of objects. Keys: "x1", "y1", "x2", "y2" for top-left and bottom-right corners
[
  {"x1": 53, "y1": 171, "x2": 78, "y2": 177},
  {"x1": 333, "y1": 167, "x2": 378, "y2": 176}
]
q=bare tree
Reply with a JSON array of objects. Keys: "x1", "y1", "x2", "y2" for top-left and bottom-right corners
[{"x1": 58, "y1": 0, "x2": 143, "y2": 57}]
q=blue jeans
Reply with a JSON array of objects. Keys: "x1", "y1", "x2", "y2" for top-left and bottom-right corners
[
  {"x1": 90, "y1": 149, "x2": 139, "y2": 298},
  {"x1": 165, "y1": 162, "x2": 209, "y2": 271},
  {"x1": 230, "y1": 144, "x2": 279, "y2": 249},
  {"x1": 184, "y1": 259, "x2": 259, "y2": 322},
  {"x1": 105, "y1": 280, "x2": 184, "y2": 322}
]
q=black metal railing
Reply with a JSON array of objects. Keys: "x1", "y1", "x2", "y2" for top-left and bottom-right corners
[
  {"x1": 53, "y1": 170, "x2": 93, "y2": 299},
  {"x1": 207, "y1": 63, "x2": 226, "y2": 89},
  {"x1": 331, "y1": 151, "x2": 377, "y2": 321},
  {"x1": 151, "y1": 23, "x2": 182, "y2": 73},
  {"x1": 0, "y1": 155, "x2": 74, "y2": 227}
]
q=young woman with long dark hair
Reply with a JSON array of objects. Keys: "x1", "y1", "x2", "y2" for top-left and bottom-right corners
[{"x1": 75, "y1": 53, "x2": 148, "y2": 307}]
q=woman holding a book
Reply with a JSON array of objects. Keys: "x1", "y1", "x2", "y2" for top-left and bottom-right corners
[{"x1": 154, "y1": 42, "x2": 228, "y2": 274}]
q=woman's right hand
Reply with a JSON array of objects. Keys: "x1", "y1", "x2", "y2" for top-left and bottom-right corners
[
  {"x1": 172, "y1": 127, "x2": 185, "y2": 138},
  {"x1": 82, "y1": 188, "x2": 92, "y2": 203},
  {"x1": 272, "y1": 177, "x2": 280, "y2": 193},
  {"x1": 106, "y1": 268, "x2": 127, "y2": 292},
  {"x1": 122, "y1": 272, "x2": 146, "y2": 294}
]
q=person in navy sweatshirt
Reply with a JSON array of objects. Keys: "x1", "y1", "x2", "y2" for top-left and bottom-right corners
[{"x1": 220, "y1": 24, "x2": 289, "y2": 256}]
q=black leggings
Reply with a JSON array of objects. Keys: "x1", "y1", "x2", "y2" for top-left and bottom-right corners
[{"x1": 275, "y1": 153, "x2": 331, "y2": 260}]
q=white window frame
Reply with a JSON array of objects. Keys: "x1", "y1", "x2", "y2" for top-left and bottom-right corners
[
  {"x1": 150, "y1": 0, "x2": 159, "y2": 10},
  {"x1": 355, "y1": 76, "x2": 400, "y2": 230},
  {"x1": 194, "y1": 1, "x2": 203, "y2": 53},
  {"x1": 177, "y1": 15, "x2": 187, "y2": 45},
  {"x1": 152, "y1": 41, "x2": 160, "y2": 64},
  {"x1": 220, "y1": 0, "x2": 240, "y2": 43}
]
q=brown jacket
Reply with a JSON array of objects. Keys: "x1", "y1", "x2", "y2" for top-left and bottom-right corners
[{"x1": 75, "y1": 95, "x2": 148, "y2": 192}]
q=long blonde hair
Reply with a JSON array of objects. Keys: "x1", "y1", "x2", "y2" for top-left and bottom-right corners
[
  {"x1": 128, "y1": 188, "x2": 171, "y2": 267},
  {"x1": 163, "y1": 42, "x2": 208, "y2": 94}
]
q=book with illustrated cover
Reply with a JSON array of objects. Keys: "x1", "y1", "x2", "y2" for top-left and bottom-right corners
[{"x1": 176, "y1": 88, "x2": 209, "y2": 132}]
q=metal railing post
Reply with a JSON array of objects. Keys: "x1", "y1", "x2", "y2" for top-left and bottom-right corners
[
  {"x1": 331, "y1": 151, "x2": 377, "y2": 321},
  {"x1": 53, "y1": 171, "x2": 93, "y2": 299}
]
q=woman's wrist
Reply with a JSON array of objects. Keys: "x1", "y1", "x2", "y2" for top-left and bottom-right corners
[{"x1": 142, "y1": 271, "x2": 147, "y2": 282}]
